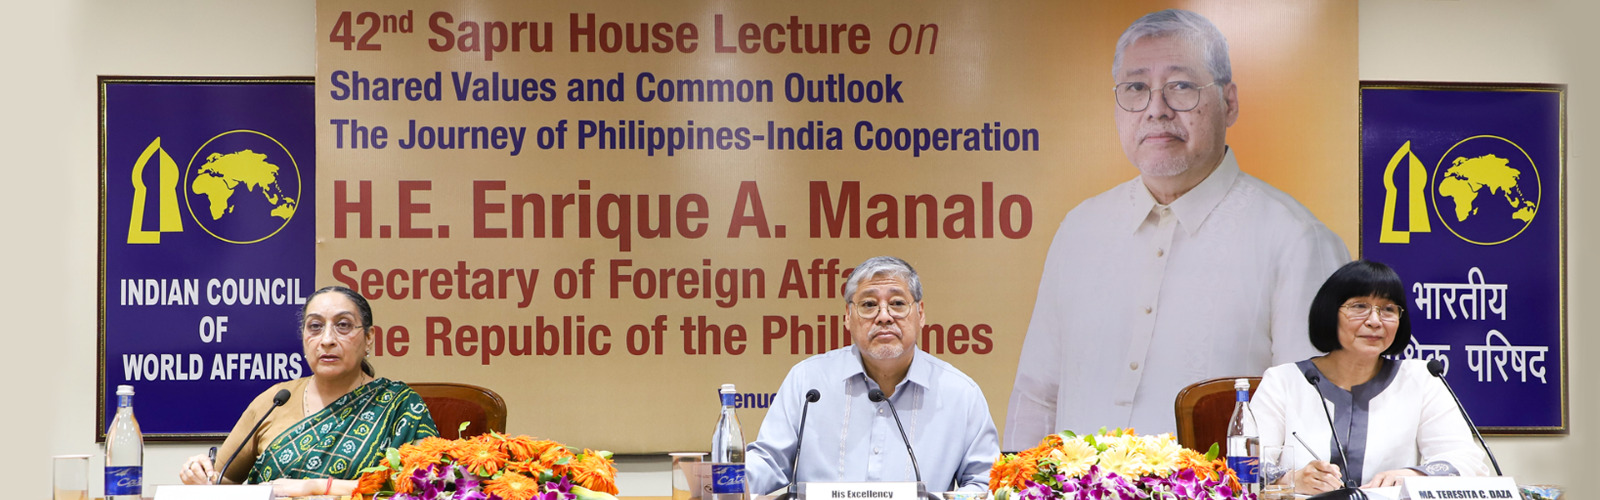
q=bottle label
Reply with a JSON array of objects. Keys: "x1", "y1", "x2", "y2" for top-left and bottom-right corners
[
  {"x1": 105, "y1": 466, "x2": 142, "y2": 496},
  {"x1": 721, "y1": 393, "x2": 737, "y2": 406},
  {"x1": 1226, "y1": 456, "x2": 1259, "y2": 484},
  {"x1": 1237, "y1": 390, "x2": 1249, "y2": 402},
  {"x1": 711, "y1": 464, "x2": 745, "y2": 494}
]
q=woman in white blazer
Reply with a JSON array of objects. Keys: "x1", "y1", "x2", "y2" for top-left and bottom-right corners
[{"x1": 1250, "y1": 260, "x2": 1490, "y2": 495}]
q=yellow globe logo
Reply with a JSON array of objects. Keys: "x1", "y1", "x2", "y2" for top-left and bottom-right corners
[
  {"x1": 1429, "y1": 135, "x2": 1540, "y2": 245},
  {"x1": 182, "y1": 130, "x2": 302, "y2": 244}
]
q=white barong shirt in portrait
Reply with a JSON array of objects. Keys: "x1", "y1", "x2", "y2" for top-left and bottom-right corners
[
  {"x1": 1004, "y1": 148, "x2": 1349, "y2": 450},
  {"x1": 1249, "y1": 359, "x2": 1491, "y2": 485},
  {"x1": 745, "y1": 345, "x2": 1000, "y2": 494}
]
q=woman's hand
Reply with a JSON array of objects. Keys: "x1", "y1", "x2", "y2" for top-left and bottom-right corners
[
  {"x1": 1362, "y1": 468, "x2": 1423, "y2": 488},
  {"x1": 269, "y1": 477, "x2": 350, "y2": 497},
  {"x1": 270, "y1": 478, "x2": 318, "y2": 497},
  {"x1": 177, "y1": 453, "x2": 216, "y2": 485},
  {"x1": 1294, "y1": 460, "x2": 1345, "y2": 494}
]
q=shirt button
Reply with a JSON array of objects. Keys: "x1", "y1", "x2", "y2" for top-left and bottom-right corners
[
  {"x1": 1144, "y1": 306, "x2": 1153, "y2": 314},
  {"x1": 1130, "y1": 362, "x2": 1140, "y2": 371},
  {"x1": 877, "y1": 408, "x2": 884, "y2": 415},
  {"x1": 1156, "y1": 249, "x2": 1165, "y2": 257},
  {"x1": 873, "y1": 448, "x2": 881, "y2": 454}
]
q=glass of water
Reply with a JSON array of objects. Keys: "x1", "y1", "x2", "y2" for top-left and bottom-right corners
[
  {"x1": 52, "y1": 454, "x2": 90, "y2": 500},
  {"x1": 1261, "y1": 444, "x2": 1296, "y2": 500}
]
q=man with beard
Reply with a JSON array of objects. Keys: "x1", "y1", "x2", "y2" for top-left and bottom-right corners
[
  {"x1": 1004, "y1": 9, "x2": 1350, "y2": 450},
  {"x1": 746, "y1": 256, "x2": 999, "y2": 494}
]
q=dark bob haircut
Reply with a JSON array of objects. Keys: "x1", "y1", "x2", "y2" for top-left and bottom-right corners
[{"x1": 1307, "y1": 260, "x2": 1411, "y2": 355}]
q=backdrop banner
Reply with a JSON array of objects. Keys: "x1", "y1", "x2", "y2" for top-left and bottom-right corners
[
  {"x1": 99, "y1": 78, "x2": 316, "y2": 439},
  {"x1": 1360, "y1": 82, "x2": 1567, "y2": 433},
  {"x1": 315, "y1": 0, "x2": 1358, "y2": 452}
]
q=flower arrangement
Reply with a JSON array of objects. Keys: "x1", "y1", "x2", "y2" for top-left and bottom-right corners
[
  {"x1": 352, "y1": 430, "x2": 620, "y2": 500},
  {"x1": 990, "y1": 428, "x2": 1252, "y2": 500}
]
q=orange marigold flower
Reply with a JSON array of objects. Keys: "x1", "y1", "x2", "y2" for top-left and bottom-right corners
[
  {"x1": 569, "y1": 450, "x2": 620, "y2": 495},
  {"x1": 989, "y1": 454, "x2": 1039, "y2": 492},
  {"x1": 506, "y1": 459, "x2": 548, "y2": 476},
  {"x1": 393, "y1": 466, "x2": 418, "y2": 495},
  {"x1": 485, "y1": 472, "x2": 543, "y2": 500},
  {"x1": 539, "y1": 445, "x2": 576, "y2": 475},
  {"x1": 451, "y1": 438, "x2": 511, "y2": 477},
  {"x1": 354, "y1": 470, "x2": 389, "y2": 494},
  {"x1": 506, "y1": 436, "x2": 562, "y2": 462},
  {"x1": 1037, "y1": 433, "x2": 1065, "y2": 449},
  {"x1": 413, "y1": 437, "x2": 457, "y2": 460}
]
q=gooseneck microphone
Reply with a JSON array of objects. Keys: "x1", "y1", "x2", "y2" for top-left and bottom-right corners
[
  {"x1": 215, "y1": 388, "x2": 291, "y2": 485},
  {"x1": 867, "y1": 389, "x2": 924, "y2": 483},
  {"x1": 778, "y1": 389, "x2": 823, "y2": 500},
  {"x1": 1304, "y1": 372, "x2": 1366, "y2": 500},
  {"x1": 1427, "y1": 359, "x2": 1502, "y2": 476}
]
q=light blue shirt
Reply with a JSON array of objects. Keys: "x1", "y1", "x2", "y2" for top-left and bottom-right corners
[{"x1": 745, "y1": 346, "x2": 999, "y2": 494}]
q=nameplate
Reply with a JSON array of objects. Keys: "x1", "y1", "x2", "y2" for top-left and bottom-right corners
[
  {"x1": 1400, "y1": 476, "x2": 1519, "y2": 500},
  {"x1": 154, "y1": 484, "x2": 273, "y2": 500},
  {"x1": 803, "y1": 482, "x2": 918, "y2": 500}
]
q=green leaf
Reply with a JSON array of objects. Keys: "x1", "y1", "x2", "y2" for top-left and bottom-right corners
[
  {"x1": 1204, "y1": 442, "x2": 1220, "y2": 461},
  {"x1": 556, "y1": 456, "x2": 572, "y2": 465},
  {"x1": 386, "y1": 448, "x2": 403, "y2": 470},
  {"x1": 459, "y1": 421, "x2": 472, "y2": 434}
]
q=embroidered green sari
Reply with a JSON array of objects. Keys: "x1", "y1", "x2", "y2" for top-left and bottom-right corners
[{"x1": 248, "y1": 378, "x2": 438, "y2": 482}]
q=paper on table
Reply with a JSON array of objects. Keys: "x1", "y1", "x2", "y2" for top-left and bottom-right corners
[{"x1": 1362, "y1": 485, "x2": 1401, "y2": 500}]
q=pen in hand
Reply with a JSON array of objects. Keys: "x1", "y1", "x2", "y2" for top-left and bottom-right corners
[
  {"x1": 1291, "y1": 431, "x2": 1327, "y2": 462},
  {"x1": 207, "y1": 446, "x2": 219, "y2": 484}
]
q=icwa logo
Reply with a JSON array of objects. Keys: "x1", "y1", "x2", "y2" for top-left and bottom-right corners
[
  {"x1": 127, "y1": 129, "x2": 302, "y2": 244},
  {"x1": 1379, "y1": 134, "x2": 1541, "y2": 246}
]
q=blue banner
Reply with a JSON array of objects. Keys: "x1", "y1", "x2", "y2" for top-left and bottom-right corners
[
  {"x1": 1360, "y1": 83, "x2": 1565, "y2": 432},
  {"x1": 99, "y1": 78, "x2": 315, "y2": 438}
]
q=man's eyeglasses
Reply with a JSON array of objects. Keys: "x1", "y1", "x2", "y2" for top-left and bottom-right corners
[
  {"x1": 851, "y1": 298, "x2": 916, "y2": 319},
  {"x1": 1340, "y1": 302, "x2": 1404, "y2": 323},
  {"x1": 1113, "y1": 80, "x2": 1220, "y2": 113}
]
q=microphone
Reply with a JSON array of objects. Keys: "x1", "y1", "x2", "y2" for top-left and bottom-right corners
[
  {"x1": 778, "y1": 389, "x2": 822, "y2": 500},
  {"x1": 1427, "y1": 359, "x2": 1502, "y2": 475},
  {"x1": 868, "y1": 388, "x2": 938, "y2": 500},
  {"x1": 1303, "y1": 372, "x2": 1365, "y2": 500},
  {"x1": 215, "y1": 388, "x2": 291, "y2": 484}
]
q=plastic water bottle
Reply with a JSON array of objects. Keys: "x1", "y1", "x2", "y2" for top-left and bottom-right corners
[
  {"x1": 1225, "y1": 378, "x2": 1261, "y2": 494},
  {"x1": 710, "y1": 383, "x2": 746, "y2": 500},
  {"x1": 105, "y1": 385, "x2": 144, "y2": 500}
]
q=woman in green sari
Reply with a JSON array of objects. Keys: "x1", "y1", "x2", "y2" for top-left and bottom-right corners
[{"x1": 178, "y1": 286, "x2": 439, "y2": 496}]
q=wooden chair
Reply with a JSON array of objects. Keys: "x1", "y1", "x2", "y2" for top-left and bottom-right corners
[
  {"x1": 1174, "y1": 377, "x2": 1260, "y2": 455},
  {"x1": 411, "y1": 383, "x2": 508, "y2": 439}
]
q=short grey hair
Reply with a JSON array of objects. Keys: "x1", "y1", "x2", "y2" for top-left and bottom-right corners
[
  {"x1": 1111, "y1": 9, "x2": 1232, "y2": 85},
  {"x1": 842, "y1": 256, "x2": 922, "y2": 304}
]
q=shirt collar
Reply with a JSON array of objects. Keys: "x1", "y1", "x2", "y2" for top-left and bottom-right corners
[
  {"x1": 1124, "y1": 147, "x2": 1240, "y2": 235},
  {"x1": 841, "y1": 345, "x2": 933, "y2": 392}
]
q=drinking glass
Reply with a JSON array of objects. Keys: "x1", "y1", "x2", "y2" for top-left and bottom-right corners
[
  {"x1": 1261, "y1": 444, "x2": 1296, "y2": 500},
  {"x1": 52, "y1": 454, "x2": 90, "y2": 500},
  {"x1": 670, "y1": 452, "x2": 707, "y2": 500}
]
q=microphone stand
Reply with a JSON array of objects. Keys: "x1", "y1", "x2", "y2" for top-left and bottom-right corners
[
  {"x1": 777, "y1": 389, "x2": 822, "y2": 500},
  {"x1": 215, "y1": 388, "x2": 292, "y2": 485},
  {"x1": 1427, "y1": 359, "x2": 1502, "y2": 476},
  {"x1": 868, "y1": 389, "x2": 941, "y2": 500},
  {"x1": 1303, "y1": 372, "x2": 1366, "y2": 500}
]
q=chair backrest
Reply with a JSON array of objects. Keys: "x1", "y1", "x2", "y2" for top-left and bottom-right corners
[
  {"x1": 1174, "y1": 376, "x2": 1260, "y2": 455},
  {"x1": 411, "y1": 383, "x2": 508, "y2": 439}
]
